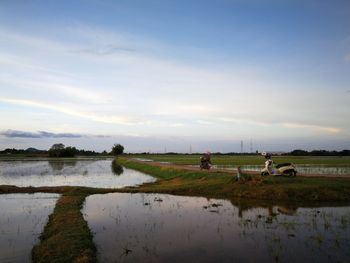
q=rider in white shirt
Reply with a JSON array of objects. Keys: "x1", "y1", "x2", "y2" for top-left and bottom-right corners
[
  {"x1": 264, "y1": 153, "x2": 274, "y2": 175},
  {"x1": 261, "y1": 152, "x2": 274, "y2": 175}
]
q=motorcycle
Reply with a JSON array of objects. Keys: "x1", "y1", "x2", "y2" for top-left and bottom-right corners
[
  {"x1": 199, "y1": 158, "x2": 211, "y2": 170},
  {"x1": 261, "y1": 163, "x2": 297, "y2": 177}
]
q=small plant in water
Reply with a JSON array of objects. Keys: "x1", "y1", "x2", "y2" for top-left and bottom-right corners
[{"x1": 120, "y1": 245, "x2": 133, "y2": 257}]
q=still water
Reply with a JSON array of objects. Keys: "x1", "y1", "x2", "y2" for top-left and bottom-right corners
[
  {"x1": 209, "y1": 164, "x2": 350, "y2": 176},
  {"x1": 0, "y1": 193, "x2": 59, "y2": 263},
  {"x1": 83, "y1": 193, "x2": 350, "y2": 263},
  {"x1": 239, "y1": 165, "x2": 350, "y2": 175},
  {"x1": 0, "y1": 159, "x2": 156, "y2": 188}
]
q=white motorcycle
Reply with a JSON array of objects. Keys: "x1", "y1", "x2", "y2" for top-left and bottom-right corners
[
  {"x1": 260, "y1": 152, "x2": 297, "y2": 177},
  {"x1": 261, "y1": 162, "x2": 297, "y2": 177}
]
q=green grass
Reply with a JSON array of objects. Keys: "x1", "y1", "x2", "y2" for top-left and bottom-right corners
[
  {"x1": 128, "y1": 154, "x2": 350, "y2": 166},
  {"x1": 32, "y1": 194, "x2": 96, "y2": 263},
  {"x1": 118, "y1": 157, "x2": 350, "y2": 202}
]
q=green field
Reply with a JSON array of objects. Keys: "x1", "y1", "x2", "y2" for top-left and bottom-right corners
[
  {"x1": 117, "y1": 157, "x2": 350, "y2": 202},
  {"x1": 128, "y1": 154, "x2": 350, "y2": 166}
]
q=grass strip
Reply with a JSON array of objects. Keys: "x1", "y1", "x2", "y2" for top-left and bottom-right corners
[{"x1": 32, "y1": 194, "x2": 96, "y2": 263}]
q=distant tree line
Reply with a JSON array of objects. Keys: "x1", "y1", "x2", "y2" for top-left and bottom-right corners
[
  {"x1": 0, "y1": 148, "x2": 47, "y2": 155},
  {"x1": 0, "y1": 144, "x2": 118, "y2": 157},
  {"x1": 126, "y1": 149, "x2": 350, "y2": 156},
  {"x1": 287, "y1": 149, "x2": 350, "y2": 156},
  {"x1": 1, "y1": 146, "x2": 349, "y2": 157}
]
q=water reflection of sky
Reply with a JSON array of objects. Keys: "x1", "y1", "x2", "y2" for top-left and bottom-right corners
[
  {"x1": 0, "y1": 160, "x2": 156, "y2": 188},
  {"x1": 83, "y1": 193, "x2": 350, "y2": 263},
  {"x1": 0, "y1": 193, "x2": 60, "y2": 263}
]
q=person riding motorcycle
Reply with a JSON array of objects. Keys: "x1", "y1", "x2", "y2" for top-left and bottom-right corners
[
  {"x1": 200, "y1": 151, "x2": 212, "y2": 170},
  {"x1": 261, "y1": 152, "x2": 274, "y2": 175}
]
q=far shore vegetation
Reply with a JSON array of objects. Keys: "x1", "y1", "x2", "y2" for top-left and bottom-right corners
[
  {"x1": 1, "y1": 145, "x2": 350, "y2": 159},
  {"x1": 0, "y1": 143, "x2": 123, "y2": 158}
]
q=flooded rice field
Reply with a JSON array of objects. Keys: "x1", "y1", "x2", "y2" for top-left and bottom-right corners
[
  {"x1": 0, "y1": 193, "x2": 60, "y2": 263},
  {"x1": 132, "y1": 158, "x2": 350, "y2": 176},
  {"x1": 0, "y1": 159, "x2": 156, "y2": 188},
  {"x1": 194, "y1": 164, "x2": 350, "y2": 176},
  {"x1": 238, "y1": 164, "x2": 350, "y2": 176},
  {"x1": 83, "y1": 193, "x2": 350, "y2": 263}
]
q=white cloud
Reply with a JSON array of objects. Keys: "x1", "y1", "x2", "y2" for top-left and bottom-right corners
[
  {"x1": 0, "y1": 76, "x2": 108, "y2": 104},
  {"x1": 196, "y1": 120, "x2": 213, "y2": 125},
  {"x1": 219, "y1": 117, "x2": 270, "y2": 126},
  {"x1": 169, "y1": 123, "x2": 185, "y2": 127},
  {"x1": 0, "y1": 29, "x2": 67, "y2": 51},
  {"x1": 282, "y1": 123, "x2": 342, "y2": 134},
  {"x1": 0, "y1": 25, "x2": 349, "y2": 141},
  {"x1": 0, "y1": 98, "x2": 139, "y2": 125}
]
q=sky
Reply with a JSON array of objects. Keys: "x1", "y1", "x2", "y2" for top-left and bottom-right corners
[{"x1": 0, "y1": 0, "x2": 349, "y2": 153}]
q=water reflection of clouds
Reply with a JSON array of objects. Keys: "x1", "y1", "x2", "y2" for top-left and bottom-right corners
[{"x1": 0, "y1": 160, "x2": 156, "y2": 188}]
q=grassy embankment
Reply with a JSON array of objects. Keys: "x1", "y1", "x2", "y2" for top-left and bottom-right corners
[
  {"x1": 129, "y1": 154, "x2": 350, "y2": 165},
  {"x1": 32, "y1": 194, "x2": 95, "y2": 263},
  {"x1": 118, "y1": 157, "x2": 350, "y2": 202}
]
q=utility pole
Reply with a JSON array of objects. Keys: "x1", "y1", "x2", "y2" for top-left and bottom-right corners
[
  {"x1": 189, "y1": 145, "x2": 192, "y2": 154},
  {"x1": 240, "y1": 140, "x2": 243, "y2": 153},
  {"x1": 250, "y1": 139, "x2": 253, "y2": 153}
]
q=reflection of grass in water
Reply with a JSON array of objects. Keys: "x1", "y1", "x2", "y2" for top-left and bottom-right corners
[
  {"x1": 334, "y1": 235, "x2": 340, "y2": 249},
  {"x1": 267, "y1": 234, "x2": 282, "y2": 263},
  {"x1": 0, "y1": 195, "x2": 58, "y2": 262},
  {"x1": 340, "y1": 215, "x2": 349, "y2": 228},
  {"x1": 324, "y1": 221, "x2": 332, "y2": 230},
  {"x1": 310, "y1": 235, "x2": 324, "y2": 244},
  {"x1": 236, "y1": 208, "x2": 350, "y2": 263},
  {"x1": 278, "y1": 221, "x2": 297, "y2": 231}
]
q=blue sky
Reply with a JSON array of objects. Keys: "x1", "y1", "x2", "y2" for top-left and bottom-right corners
[{"x1": 0, "y1": 0, "x2": 349, "y2": 152}]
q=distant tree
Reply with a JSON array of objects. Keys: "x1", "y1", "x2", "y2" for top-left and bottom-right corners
[
  {"x1": 51, "y1": 143, "x2": 65, "y2": 150},
  {"x1": 63, "y1": 146, "x2": 78, "y2": 157},
  {"x1": 48, "y1": 144, "x2": 77, "y2": 157},
  {"x1": 290, "y1": 149, "x2": 309, "y2": 156},
  {"x1": 111, "y1": 144, "x2": 124, "y2": 156},
  {"x1": 48, "y1": 143, "x2": 65, "y2": 157}
]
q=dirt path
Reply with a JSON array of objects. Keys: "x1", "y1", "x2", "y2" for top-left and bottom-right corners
[{"x1": 130, "y1": 159, "x2": 350, "y2": 178}]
